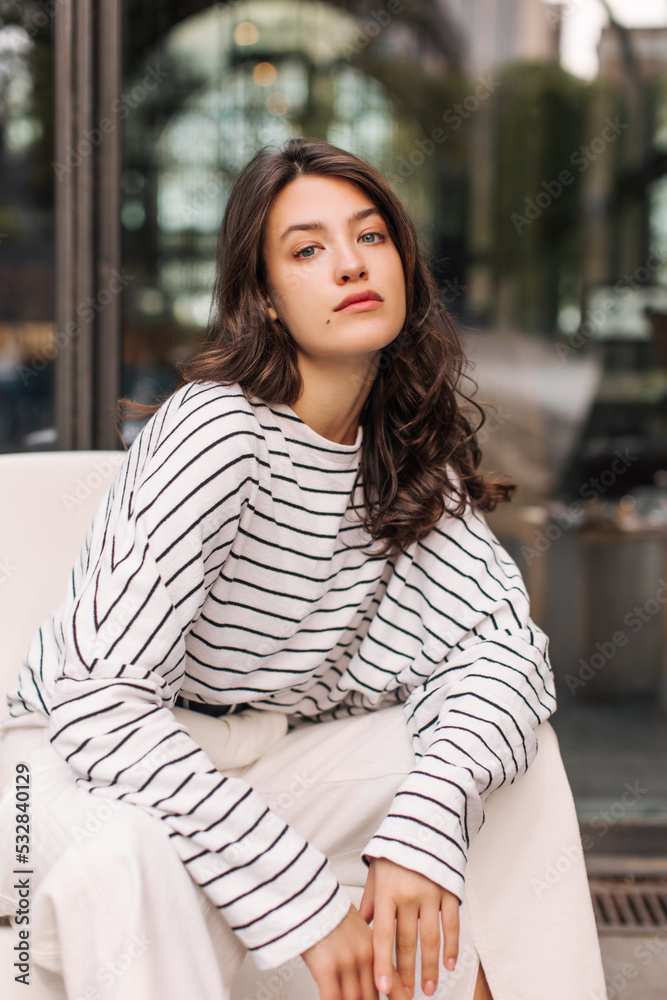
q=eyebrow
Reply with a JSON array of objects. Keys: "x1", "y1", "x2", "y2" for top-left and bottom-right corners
[{"x1": 278, "y1": 206, "x2": 382, "y2": 242}]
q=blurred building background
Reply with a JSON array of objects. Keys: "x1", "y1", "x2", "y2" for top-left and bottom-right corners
[{"x1": 2, "y1": 0, "x2": 667, "y2": 973}]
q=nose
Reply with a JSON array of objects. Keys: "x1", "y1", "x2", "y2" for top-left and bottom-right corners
[{"x1": 333, "y1": 240, "x2": 367, "y2": 284}]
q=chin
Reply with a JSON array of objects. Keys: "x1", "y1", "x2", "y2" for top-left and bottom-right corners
[{"x1": 350, "y1": 322, "x2": 400, "y2": 345}]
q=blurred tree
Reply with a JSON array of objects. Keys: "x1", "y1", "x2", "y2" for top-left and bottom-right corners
[{"x1": 490, "y1": 61, "x2": 589, "y2": 333}]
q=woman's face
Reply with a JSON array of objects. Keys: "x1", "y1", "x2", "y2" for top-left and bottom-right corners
[{"x1": 262, "y1": 175, "x2": 407, "y2": 369}]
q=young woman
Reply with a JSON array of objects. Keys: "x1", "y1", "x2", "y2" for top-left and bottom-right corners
[{"x1": 0, "y1": 138, "x2": 607, "y2": 1000}]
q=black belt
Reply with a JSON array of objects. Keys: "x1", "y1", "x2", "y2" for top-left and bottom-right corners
[{"x1": 175, "y1": 696, "x2": 253, "y2": 718}]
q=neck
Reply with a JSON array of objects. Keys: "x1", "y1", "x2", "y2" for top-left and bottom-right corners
[{"x1": 290, "y1": 351, "x2": 381, "y2": 445}]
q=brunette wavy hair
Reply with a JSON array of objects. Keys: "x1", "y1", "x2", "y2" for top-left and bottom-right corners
[{"x1": 120, "y1": 136, "x2": 514, "y2": 558}]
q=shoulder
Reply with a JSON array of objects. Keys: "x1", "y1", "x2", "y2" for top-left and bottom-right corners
[
  {"x1": 119, "y1": 381, "x2": 266, "y2": 519},
  {"x1": 139, "y1": 380, "x2": 267, "y2": 463},
  {"x1": 417, "y1": 467, "x2": 498, "y2": 563},
  {"x1": 159, "y1": 380, "x2": 261, "y2": 436},
  {"x1": 421, "y1": 472, "x2": 527, "y2": 593}
]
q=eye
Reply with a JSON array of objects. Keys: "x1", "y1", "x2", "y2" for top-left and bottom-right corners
[
  {"x1": 360, "y1": 231, "x2": 386, "y2": 244},
  {"x1": 293, "y1": 245, "x2": 318, "y2": 259}
]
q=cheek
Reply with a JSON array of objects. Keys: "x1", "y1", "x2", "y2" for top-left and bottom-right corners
[
  {"x1": 273, "y1": 267, "x2": 319, "y2": 314},
  {"x1": 387, "y1": 253, "x2": 406, "y2": 294},
  {"x1": 267, "y1": 275, "x2": 297, "y2": 319},
  {"x1": 393, "y1": 266, "x2": 407, "y2": 312}
]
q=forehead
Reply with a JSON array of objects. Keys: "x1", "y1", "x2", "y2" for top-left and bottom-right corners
[{"x1": 265, "y1": 175, "x2": 379, "y2": 232}]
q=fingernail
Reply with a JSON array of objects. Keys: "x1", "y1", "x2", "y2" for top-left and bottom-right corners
[
  {"x1": 378, "y1": 975, "x2": 390, "y2": 994},
  {"x1": 446, "y1": 958, "x2": 456, "y2": 971},
  {"x1": 424, "y1": 980, "x2": 436, "y2": 995}
]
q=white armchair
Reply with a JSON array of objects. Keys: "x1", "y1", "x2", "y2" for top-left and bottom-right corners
[
  {"x1": 0, "y1": 452, "x2": 124, "y2": 998},
  {"x1": 0, "y1": 451, "x2": 332, "y2": 1000}
]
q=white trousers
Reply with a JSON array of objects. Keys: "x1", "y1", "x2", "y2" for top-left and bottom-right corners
[{"x1": 0, "y1": 706, "x2": 608, "y2": 1000}]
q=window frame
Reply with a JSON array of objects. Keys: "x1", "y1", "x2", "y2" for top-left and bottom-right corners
[{"x1": 54, "y1": 0, "x2": 122, "y2": 449}]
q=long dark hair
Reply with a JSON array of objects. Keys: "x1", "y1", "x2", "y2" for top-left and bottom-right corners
[{"x1": 119, "y1": 137, "x2": 514, "y2": 558}]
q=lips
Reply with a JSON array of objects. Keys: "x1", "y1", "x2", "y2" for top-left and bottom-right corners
[{"x1": 334, "y1": 290, "x2": 383, "y2": 311}]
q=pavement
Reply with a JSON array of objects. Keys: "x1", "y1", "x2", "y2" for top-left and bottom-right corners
[{"x1": 599, "y1": 934, "x2": 667, "y2": 1000}]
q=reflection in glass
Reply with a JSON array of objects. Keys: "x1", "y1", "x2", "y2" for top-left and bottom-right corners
[
  {"x1": 118, "y1": 1, "x2": 667, "y2": 822},
  {"x1": 121, "y1": 0, "x2": 442, "y2": 443},
  {"x1": 0, "y1": 10, "x2": 54, "y2": 452}
]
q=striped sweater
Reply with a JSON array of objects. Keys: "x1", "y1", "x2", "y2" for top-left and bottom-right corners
[{"x1": 4, "y1": 380, "x2": 557, "y2": 970}]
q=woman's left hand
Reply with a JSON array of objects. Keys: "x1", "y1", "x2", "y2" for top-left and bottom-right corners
[{"x1": 359, "y1": 857, "x2": 460, "y2": 999}]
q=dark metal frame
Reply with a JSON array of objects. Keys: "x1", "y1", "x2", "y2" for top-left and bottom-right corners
[{"x1": 54, "y1": 0, "x2": 122, "y2": 450}]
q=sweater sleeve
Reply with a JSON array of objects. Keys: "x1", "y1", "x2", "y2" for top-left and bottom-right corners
[
  {"x1": 46, "y1": 385, "x2": 351, "y2": 970},
  {"x1": 361, "y1": 498, "x2": 557, "y2": 904}
]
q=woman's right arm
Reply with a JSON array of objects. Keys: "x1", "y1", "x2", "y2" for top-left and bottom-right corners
[{"x1": 44, "y1": 383, "x2": 352, "y2": 972}]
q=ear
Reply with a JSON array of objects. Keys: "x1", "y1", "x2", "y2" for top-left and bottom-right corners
[{"x1": 265, "y1": 295, "x2": 279, "y2": 323}]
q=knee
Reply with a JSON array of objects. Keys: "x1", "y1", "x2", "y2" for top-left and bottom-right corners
[
  {"x1": 533, "y1": 720, "x2": 566, "y2": 778},
  {"x1": 61, "y1": 798, "x2": 169, "y2": 898},
  {"x1": 535, "y1": 718, "x2": 556, "y2": 749}
]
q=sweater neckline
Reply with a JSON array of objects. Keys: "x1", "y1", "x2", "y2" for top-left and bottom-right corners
[{"x1": 269, "y1": 402, "x2": 363, "y2": 466}]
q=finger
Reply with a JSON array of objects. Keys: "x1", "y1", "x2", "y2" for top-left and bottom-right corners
[
  {"x1": 313, "y1": 964, "x2": 343, "y2": 1000},
  {"x1": 395, "y1": 904, "x2": 419, "y2": 998},
  {"x1": 358, "y1": 954, "x2": 380, "y2": 1000},
  {"x1": 359, "y1": 864, "x2": 376, "y2": 925},
  {"x1": 340, "y1": 964, "x2": 364, "y2": 1000},
  {"x1": 354, "y1": 924, "x2": 377, "y2": 1000},
  {"x1": 418, "y1": 905, "x2": 441, "y2": 995},
  {"x1": 370, "y1": 899, "x2": 398, "y2": 997},
  {"x1": 386, "y1": 965, "x2": 411, "y2": 1000},
  {"x1": 441, "y1": 899, "x2": 460, "y2": 973}
]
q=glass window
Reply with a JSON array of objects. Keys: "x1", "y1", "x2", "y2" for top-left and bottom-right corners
[
  {"x1": 0, "y1": 5, "x2": 54, "y2": 452},
  {"x1": 118, "y1": 0, "x2": 667, "y2": 829},
  {"x1": 119, "y1": 0, "x2": 455, "y2": 443}
]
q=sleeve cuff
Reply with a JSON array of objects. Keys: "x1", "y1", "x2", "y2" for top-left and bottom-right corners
[
  {"x1": 249, "y1": 878, "x2": 354, "y2": 970},
  {"x1": 361, "y1": 839, "x2": 465, "y2": 906}
]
